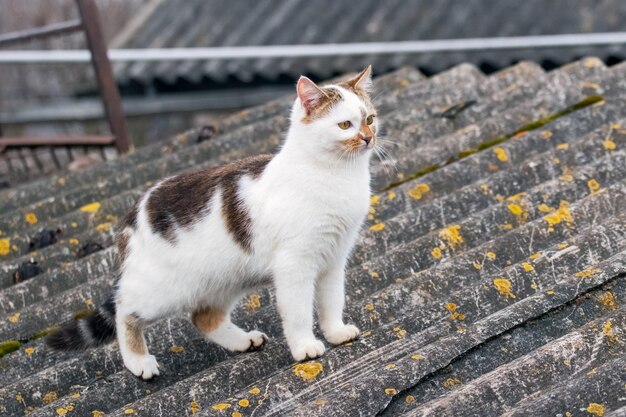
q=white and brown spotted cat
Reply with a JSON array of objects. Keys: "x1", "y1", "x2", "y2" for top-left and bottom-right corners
[{"x1": 47, "y1": 66, "x2": 379, "y2": 379}]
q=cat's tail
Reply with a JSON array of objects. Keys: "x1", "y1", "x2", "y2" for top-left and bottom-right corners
[{"x1": 46, "y1": 295, "x2": 117, "y2": 350}]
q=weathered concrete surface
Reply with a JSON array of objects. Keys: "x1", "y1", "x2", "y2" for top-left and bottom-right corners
[{"x1": 1, "y1": 60, "x2": 626, "y2": 417}]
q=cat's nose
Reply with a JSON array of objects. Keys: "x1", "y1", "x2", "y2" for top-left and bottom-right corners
[{"x1": 361, "y1": 136, "x2": 372, "y2": 145}]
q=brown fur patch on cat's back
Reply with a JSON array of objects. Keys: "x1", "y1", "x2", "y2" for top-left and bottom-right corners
[
  {"x1": 221, "y1": 155, "x2": 271, "y2": 252},
  {"x1": 301, "y1": 87, "x2": 343, "y2": 124},
  {"x1": 116, "y1": 203, "x2": 138, "y2": 265},
  {"x1": 145, "y1": 154, "x2": 272, "y2": 249}
]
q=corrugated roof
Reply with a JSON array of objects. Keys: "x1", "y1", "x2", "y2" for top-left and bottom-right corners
[
  {"x1": 1, "y1": 58, "x2": 626, "y2": 416},
  {"x1": 114, "y1": 0, "x2": 626, "y2": 84}
]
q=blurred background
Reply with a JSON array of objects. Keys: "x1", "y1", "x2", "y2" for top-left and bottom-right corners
[{"x1": 1, "y1": 0, "x2": 626, "y2": 183}]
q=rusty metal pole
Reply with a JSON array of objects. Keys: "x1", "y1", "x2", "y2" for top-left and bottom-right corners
[{"x1": 76, "y1": 0, "x2": 132, "y2": 154}]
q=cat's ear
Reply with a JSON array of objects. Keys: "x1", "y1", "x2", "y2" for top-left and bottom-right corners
[
  {"x1": 297, "y1": 76, "x2": 328, "y2": 114},
  {"x1": 346, "y1": 65, "x2": 373, "y2": 91}
]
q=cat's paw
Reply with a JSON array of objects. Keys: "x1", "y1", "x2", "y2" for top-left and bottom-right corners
[
  {"x1": 124, "y1": 354, "x2": 160, "y2": 380},
  {"x1": 223, "y1": 330, "x2": 268, "y2": 352},
  {"x1": 246, "y1": 330, "x2": 269, "y2": 352},
  {"x1": 290, "y1": 338, "x2": 326, "y2": 361},
  {"x1": 324, "y1": 324, "x2": 360, "y2": 345}
]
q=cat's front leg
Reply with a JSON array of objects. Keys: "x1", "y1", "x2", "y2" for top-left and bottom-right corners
[
  {"x1": 273, "y1": 255, "x2": 326, "y2": 361},
  {"x1": 316, "y1": 262, "x2": 360, "y2": 345}
]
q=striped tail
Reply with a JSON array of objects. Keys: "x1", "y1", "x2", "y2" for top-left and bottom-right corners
[{"x1": 46, "y1": 295, "x2": 117, "y2": 350}]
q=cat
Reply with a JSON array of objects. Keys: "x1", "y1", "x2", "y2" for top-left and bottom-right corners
[{"x1": 46, "y1": 66, "x2": 378, "y2": 380}]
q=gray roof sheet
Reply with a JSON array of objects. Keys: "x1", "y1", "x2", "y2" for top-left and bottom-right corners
[
  {"x1": 1, "y1": 58, "x2": 626, "y2": 416},
  {"x1": 114, "y1": 0, "x2": 626, "y2": 84}
]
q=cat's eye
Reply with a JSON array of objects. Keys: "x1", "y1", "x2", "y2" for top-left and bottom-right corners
[
  {"x1": 338, "y1": 121, "x2": 352, "y2": 130},
  {"x1": 366, "y1": 115, "x2": 375, "y2": 125}
]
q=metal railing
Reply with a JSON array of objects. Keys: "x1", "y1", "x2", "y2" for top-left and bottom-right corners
[
  {"x1": 1, "y1": 32, "x2": 626, "y2": 63},
  {"x1": 0, "y1": 0, "x2": 131, "y2": 180}
]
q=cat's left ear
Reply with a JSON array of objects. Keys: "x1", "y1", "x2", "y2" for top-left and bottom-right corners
[{"x1": 346, "y1": 65, "x2": 373, "y2": 92}]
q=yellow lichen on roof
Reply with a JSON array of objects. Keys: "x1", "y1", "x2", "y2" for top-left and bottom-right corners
[
  {"x1": 408, "y1": 183, "x2": 430, "y2": 200},
  {"x1": 587, "y1": 179, "x2": 601, "y2": 193},
  {"x1": 575, "y1": 268, "x2": 600, "y2": 278},
  {"x1": 445, "y1": 302, "x2": 465, "y2": 321},
  {"x1": 586, "y1": 403, "x2": 605, "y2": 416},
  {"x1": 493, "y1": 278, "x2": 516, "y2": 299},
  {"x1": 25, "y1": 212, "x2": 38, "y2": 225},
  {"x1": 370, "y1": 223, "x2": 385, "y2": 231},
  {"x1": 293, "y1": 362, "x2": 323, "y2": 381},
  {"x1": 79, "y1": 202, "x2": 101, "y2": 213},
  {"x1": 603, "y1": 139, "x2": 616, "y2": 150},
  {"x1": 538, "y1": 203, "x2": 554, "y2": 213},
  {"x1": 393, "y1": 327, "x2": 407, "y2": 337},
  {"x1": 507, "y1": 203, "x2": 528, "y2": 222},
  {"x1": 596, "y1": 291, "x2": 617, "y2": 310},
  {"x1": 603, "y1": 320, "x2": 616, "y2": 344},
  {"x1": 0, "y1": 238, "x2": 11, "y2": 255},
  {"x1": 493, "y1": 147, "x2": 508, "y2": 162},
  {"x1": 442, "y1": 378, "x2": 462, "y2": 389},
  {"x1": 439, "y1": 225, "x2": 463, "y2": 247},
  {"x1": 431, "y1": 247, "x2": 443, "y2": 260},
  {"x1": 543, "y1": 200, "x2": 574, "y2": 232},
  {"x1": 43, "y1": 391, "x2": 58, "y2": 404},
  {"x1": 190, "y1": 401, "x2": 201, "y2": 414},
  {"x1": 95, "y1": 223, "x2": 112, "y2": 233}
]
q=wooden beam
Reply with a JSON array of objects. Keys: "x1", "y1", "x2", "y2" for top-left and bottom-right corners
[
  {"x1": 0, "y1": 135, "x2": 115, "y2": 148},
  {"x1": 0, "y1": 20, "x2": 82, "y2": 46},
  {"x1": 76, "y1": 0, "x2": 132, "y2": 154}
]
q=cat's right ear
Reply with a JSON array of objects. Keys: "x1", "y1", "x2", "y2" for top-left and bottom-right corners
[{"x1": 297, "y1": 76, "x2": 328, "y2": 114}]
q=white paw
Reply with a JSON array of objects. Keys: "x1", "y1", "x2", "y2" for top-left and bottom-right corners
[
  {"x1": 290, "y1": 338, "x2": 326, "y2": 361},
  {"x1": 124, "y1": 354, "x2": 160, "y2": 380},
  {"x1": 222, "y1": 330, "x2": 268, "y2": 352},
  {"x1": 324, "y1": 324, "x2": 360, "y2": 345}
]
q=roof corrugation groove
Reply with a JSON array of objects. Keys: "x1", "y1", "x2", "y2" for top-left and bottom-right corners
[
  {"x1": 113, "y1": 0, "x2": 626, "y2": 84},
  {"x1": 1, "y1": 58, "x2": 625, "y2": 416}
]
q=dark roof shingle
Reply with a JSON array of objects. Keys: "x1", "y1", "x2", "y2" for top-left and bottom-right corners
[
  {"x1": 0, "y1": 58, "x2": 625, "y2": 416},
  {"x1": 114, "y1": 0, "x2": 626, "y2": 84}
]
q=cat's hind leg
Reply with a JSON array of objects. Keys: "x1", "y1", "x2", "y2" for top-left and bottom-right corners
[
  {"x1": 192, "y1": 304, "x2": 267, "y2": 352},
  {"x1": 116, "y1": 312, "x2": 159, "y2": 380}
]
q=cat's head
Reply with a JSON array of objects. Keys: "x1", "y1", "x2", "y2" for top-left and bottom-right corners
[{"x1": 290, "y1": 66, "x2": 378, "y2": 161}]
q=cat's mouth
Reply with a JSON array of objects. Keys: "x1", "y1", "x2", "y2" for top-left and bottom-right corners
[{"x1": 340, "y1": 135, "x2": 376, "y2": 153}]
